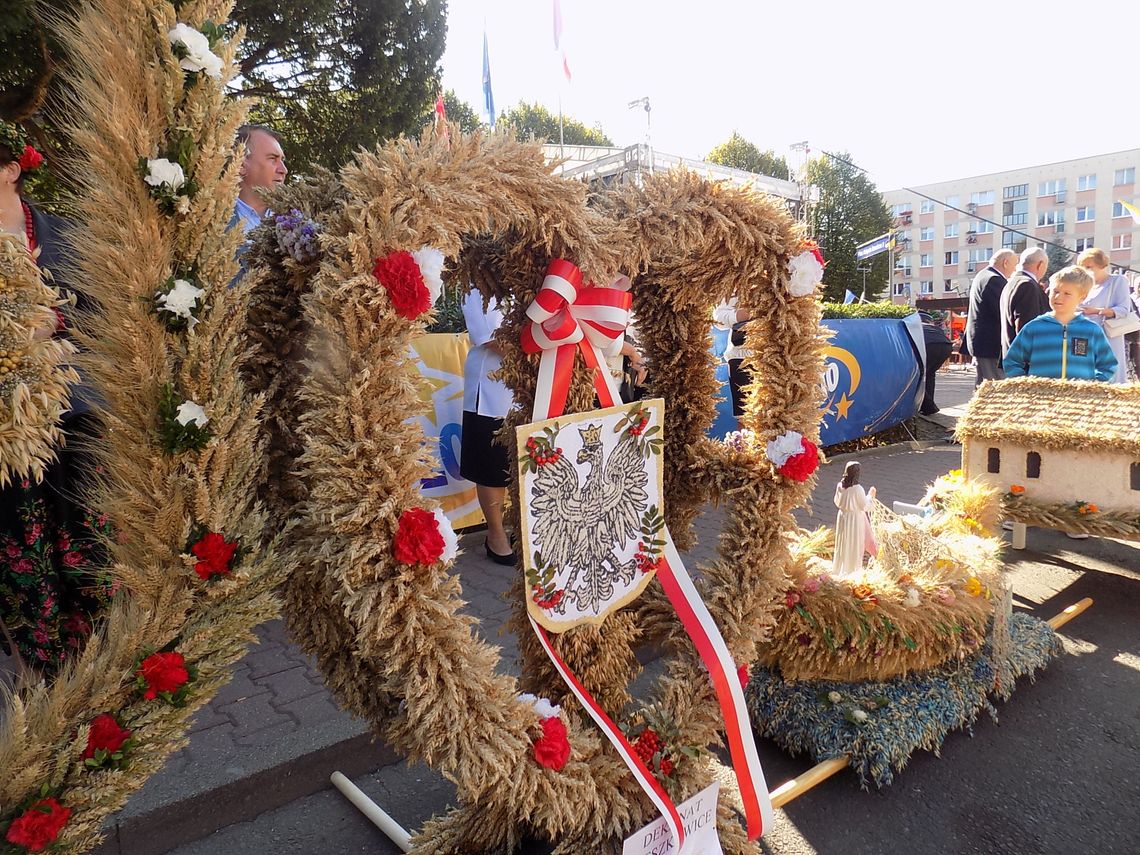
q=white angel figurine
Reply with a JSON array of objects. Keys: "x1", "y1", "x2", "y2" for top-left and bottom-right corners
[{"x1": 832, "y1": 461, "x2": 878, "y2": 578}]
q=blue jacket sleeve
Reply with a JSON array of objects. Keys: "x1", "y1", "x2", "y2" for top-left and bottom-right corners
[
  {"x1": 1092, "y1": 326, "x2": 1118, "y2": 381},
  {"x1": 1003, "y1": 328, "x2": 1030, "y2": 377}
]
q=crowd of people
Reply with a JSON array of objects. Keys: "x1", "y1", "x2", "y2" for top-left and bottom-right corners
[{"x1": 965, "y1": 245, "x2": 1138, "y2": 386}]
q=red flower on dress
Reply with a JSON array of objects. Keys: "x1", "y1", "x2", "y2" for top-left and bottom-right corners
[
  {"x1": 393, "y1": 508, "x2": 445, "y2": 565},
  {"x1": 532, "y1": 716, "x2": 571, "y2": 770},
  {"x1": 61, "y1": 550, "x2": 84, "y2": 568},
  {"x1": 82, "y1": 714, "x2": 132, "y2": 760},
  {"x1": 18, "y1": 145, "x2": 44, "y2": 172},
  {"x1": 372, "y1": 250, "x2": 430, "y2": 320},
  {"x1": 778, "y1": 437, "x2": 819, "y2": 482},
  {"x1": 191, "y1": 531, "x2": 238, "y2": 580},
  {"x1": 4, "y1": 797, "x2": 71, "y2": 853},
  {"x1": 137, "y1": 651, "x2": 190, "y2": 700}
]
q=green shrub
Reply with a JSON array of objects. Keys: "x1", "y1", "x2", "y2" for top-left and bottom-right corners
[{"x1": 820, "y1": 302, "x2": 916, "y2": 320}]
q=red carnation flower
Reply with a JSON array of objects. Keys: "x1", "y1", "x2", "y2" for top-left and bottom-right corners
[
  {"x1": 778, "y1": 437, "x2": 819, "y2": 482},
  {"x1": 5, "y1": 797, "x2": 71, "y2": 853},
  {"x1": 532, "y1": 716, "x2": 571, "y2": 771},
  {"x1": 802, "y1": 238, "x2": 826, "y2": 268},
  {"x1": 392, "y1": 508, "x2": 445, "y2": 565},
  {"x1": 372, "y1": 250, "x2": 430, "y2": 320},
  {"x1": 82, "y1": 713, "x2": 132, "y2": 761},
  {"x1": 18, "y1": 145, "x2": 44, "y2": 172},
  {"x1": 137, "y1": 651, "x2": 190, "y2": 700},
  {"x1": 191, "y1": 531, "x2": 238, "y2": 580}
]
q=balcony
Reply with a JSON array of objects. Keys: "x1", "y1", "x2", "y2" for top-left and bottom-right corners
[
  {"x1": 967, "y1": 203, "x2": 978, "y2": 214},
  {"x1": 967, "y1": 235, "x2": 978, "y2": 244}
]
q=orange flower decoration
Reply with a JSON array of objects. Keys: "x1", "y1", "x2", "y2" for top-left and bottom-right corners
[
  {"x1": 964, "y1": 577, "x2": 983, "y2": 598},
  {"x1": 851, "y1": 583, "x2": 874, "y2": 600},
  {"x1": 898, "y1": 574, "x2": 914, "y2": 587},
  {"x1": 1009, "y1": 485, "x2": 1025, "y2": 495},
  {"x1": 860, "y1": 596, "x2": 879, "y2": 613},
  {"x1": 1087, "y1": 503, "x2": 1099, "y2": 513}
]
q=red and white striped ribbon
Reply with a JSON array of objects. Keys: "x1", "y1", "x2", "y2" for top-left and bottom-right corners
[{"x1": 520, "y1": 259, "x2": 631, "y2": 420}]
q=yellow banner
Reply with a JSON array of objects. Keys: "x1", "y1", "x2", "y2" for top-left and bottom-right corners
[{"x1": 410, "y1": 333, "x2": 485, "y2": 529}]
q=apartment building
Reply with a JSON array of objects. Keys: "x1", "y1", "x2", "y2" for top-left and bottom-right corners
[{"x1": 881, "y1": 148, "x2": 1140, "y2": 306}]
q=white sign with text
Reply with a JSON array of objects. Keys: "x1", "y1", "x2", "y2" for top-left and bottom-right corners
[{"x1": 622, "y1": 782, "x2": 723, "y2": 855}]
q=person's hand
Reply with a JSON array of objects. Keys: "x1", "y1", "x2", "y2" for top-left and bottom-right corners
[
  {"x1": 630, "y1": 359, "x2": 647, "y2": 386},
  {"x1": 868, "y1": 486, "x2": 877, "y2": 499},
  {"x1": 1080, "y1": 306, "x2": 1101, "y2": 317}
]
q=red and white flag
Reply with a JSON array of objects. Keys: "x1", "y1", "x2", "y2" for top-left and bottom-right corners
[
  {"x1": 434, "y1": 93, "x2": 449, "y2": 146},
  {"x1": 552, "y1": 0, "x2": 572, "y2": 82}
]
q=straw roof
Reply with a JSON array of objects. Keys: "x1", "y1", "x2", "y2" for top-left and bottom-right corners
[{"x1": 955, "y1": 377, "x2": 1140, "y2": 456}]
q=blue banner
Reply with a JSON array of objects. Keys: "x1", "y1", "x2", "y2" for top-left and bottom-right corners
[
  {"x1": 818, "y1": 318, "x2": 923, "y2": 445},
  {"x1": 855, "y1": 233, "x2": 891, "y2": 261}
]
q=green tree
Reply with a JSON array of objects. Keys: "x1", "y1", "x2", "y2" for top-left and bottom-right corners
[
  {"x1": 1045, "y1": 237, "x2": 1072, "y2": 278},
  {"x1": 706, "y1": 132, "x2": 789, "y2": 180},
  {"x1": 498, "y1": 102, "x2": 613, "y2": 146},
  {"x1": 421, "y1": 90, "x2": 484, "y2": 135},
  {"x1": 805, "y1": 153, "x2": 893, "y2": 302},
  {"x1": 1, "y1": 0, "x2": 446, "y2": 181}
]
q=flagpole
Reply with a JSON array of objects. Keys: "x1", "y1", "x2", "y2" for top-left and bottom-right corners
[{"x1": 558, "y1": 95, "x2": 565, "y2": 158}]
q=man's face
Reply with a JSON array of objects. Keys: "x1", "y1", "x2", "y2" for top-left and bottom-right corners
[
  {"x1": 1048, "y1": 281, "x2": 1086, "y2": 315},
  {"x1": 1031, "y1": 259, "x2": 1049, "y2": 281},
  {"x1": 240, "y1": 130, "x2": 287, "y2": 197}
]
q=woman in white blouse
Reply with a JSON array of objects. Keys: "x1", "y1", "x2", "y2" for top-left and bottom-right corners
[{"x1": 460, "y1": 289, "x2": 516, "y2": 564}]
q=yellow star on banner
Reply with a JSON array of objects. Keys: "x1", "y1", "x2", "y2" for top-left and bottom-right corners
[
  {"x1": 835, "y1": 394, "x2": 854, "y2": 420},
  {"x1": 416, "y1": 374, "x2": 452, "y2": 406}
]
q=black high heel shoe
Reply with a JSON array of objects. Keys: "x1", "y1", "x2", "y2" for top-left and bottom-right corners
[{"x1": 485, "y1": 538, "x2": 517, "y2": 566}]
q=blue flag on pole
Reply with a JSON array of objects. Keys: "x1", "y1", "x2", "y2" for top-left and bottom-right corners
[
  {"x1": 482, "y1": 31, "x2": 495, "y2": 129},
  {"x1": 844, "y1": 290, "x2": 857, "y2": 304}
]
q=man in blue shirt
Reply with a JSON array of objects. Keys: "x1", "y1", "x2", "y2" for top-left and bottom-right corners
[{"x1": 229, "y1": 124, "x2": 287, "y2": 235}]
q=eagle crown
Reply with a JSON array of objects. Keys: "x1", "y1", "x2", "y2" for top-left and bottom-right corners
[{"x1": 579, "y1": 423, "x2": 602, "y2": 448}]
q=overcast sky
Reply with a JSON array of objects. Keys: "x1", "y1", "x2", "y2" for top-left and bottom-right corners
[{"x1": 440, "y1": 0, "x2": 1140, "y2": 191}]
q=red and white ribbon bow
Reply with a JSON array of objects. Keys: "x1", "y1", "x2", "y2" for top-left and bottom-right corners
[{"x1": 521, "y1": 259, "x2": 632, "y2": 420}]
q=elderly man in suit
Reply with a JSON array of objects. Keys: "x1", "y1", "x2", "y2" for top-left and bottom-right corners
[
  {"x1": 965, "y1": 248, "x2": 1018, "y2": 386},
  {"x1": 1000, "y1": 246, "x2": 1050, "y2": 356}
]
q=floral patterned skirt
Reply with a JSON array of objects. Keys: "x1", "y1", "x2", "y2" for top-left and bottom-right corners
[{"x1": 0, "y1": 414, "x2": 113, "y2": 673}]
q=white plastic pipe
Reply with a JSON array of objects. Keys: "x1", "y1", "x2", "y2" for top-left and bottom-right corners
[{"x1": 331, "y1": 771, "x2": 412, "y2": 852}]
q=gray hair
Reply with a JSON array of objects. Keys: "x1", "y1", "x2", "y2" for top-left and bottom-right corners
[
  {"x1": 1020, "y1": 247, "x2": 1047, "y2": 268},
  {"x1": 992, "y1": 248, "x2": 1018, "y2": 267}
]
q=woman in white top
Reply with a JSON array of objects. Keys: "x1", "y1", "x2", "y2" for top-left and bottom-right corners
[
  {"x1": 459, "y1": 289, "x2": 516, "y2": 564},
  {"x1": 713, "y1": 298, "x2": 752, "y2": 425},
  {"x1": 1076, "y1": 248, "x2": 1133, "y2": 384}
]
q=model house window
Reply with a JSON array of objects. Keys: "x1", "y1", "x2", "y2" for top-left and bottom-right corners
[
  {"x1": 987, "y1": 448, "x2": 1000, "y2": 473},
  {"x1": 1131, "y1": 462, "x2": 1140, "y2": 490},
  {"x1": 945, "y1": 251, "x2": 959, "y2": 265},
  {"x1": 1076, "y1": 206, "x2": 1095, "y2": 222},
  {"x1": 1026, "y1": 452, "x2": 1041, "y2": 479},
  {"x1": 920, "y1": 200, "x2": 936, "y2": 214},
  {"x1": 1112, "y1": 233, "x2": 1132, "y2": 251},
  {"x1": 1077, "y1": 174, "x2": 1096, "y2": 192},
  {"x1": 1114, "y1": 167, "x2": 1135, "y2": 186}
]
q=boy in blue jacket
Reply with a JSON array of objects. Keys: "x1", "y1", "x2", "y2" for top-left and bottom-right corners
[{"x1": 1003, "y1": 265, "x2": 1117, "y2": 381}]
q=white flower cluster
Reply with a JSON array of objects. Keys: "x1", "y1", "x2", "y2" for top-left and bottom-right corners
[
  {"x1": 144, "y1": 158, "x2": 191, "y2": 214},
  {"x1": 787, "y1": 251, "x2": 824, "y2": 297},
  {"x1": 168, "y1": 23, "x2": 223, "y2": 79},
  {"x1": 431, "y1": 507, "x2": 459, "y2": 563},
  {"x1": 156, "y1": 278, "x2": 204, "y2": 329},
  {"x1": 411, "y1": 246, "x2": 445, "y2": 307},
  {"x1": 518, "y1": 693, "x2": 562, "y2": 720},
  {"x1": 175, "y1": 400, "x2": 209, "y2": 428},
  {"x1": 765, "y1": 430, "x2": 804, "y2": 468}
]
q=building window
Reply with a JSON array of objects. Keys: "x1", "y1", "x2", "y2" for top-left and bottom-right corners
[
  {"x1": 920, "y1": 253, "x2": 933, "y2": 267},
  {"x1": 919, "y1": 280, "x2": 934, "y2": 294},
  {"x1": 920, "y1": 227, "x2": 934, "y2": 241},
  {"x1": 945, "y1": 195, "x2": 960, "y2": 208},
  {"x1": 895, "y1": 255, "x2": 912, "y2": 276},
  {"x1": 1112, "y1": 233, "x2": 1133, "y2": 250},
  {"x1": 945, "y1": 250, "x2": 959, "y2": 265},
  {"x1": 969, "y1": 190, "x2": 995, "y2": 205},
  {"x1": 1026, "y1": 451, "x2": 1041, "y2": 479},
  {"x1": 1112, "y1": 201, "x2": 1134, "y2": 218},
  {"x1": 943, "y1": 279, "x2": 956, "y2": 291},
  {"x1": 920, "y1": 200, "x2": 936, "y2": 214},
  {"x1": 1002, "y1": 198, "x2": 1029, "y2": 225},
  {"x1": 945, "y1": 223, "x2": 958, "y2": 238},
  {"x1": 969, "y1": 247, "x2": 993, "y2": 263},
  {"x1": 1037, "y1": 210, "x2": 1065, "y2": 227},
  {"x1": 976, "y1": 220, "x2": 994, "y2": 234},
  {"x1": 987, "y1": 447, "x2": 1001, "y2": 473},
  {"x1": 1037, "y1": 179, "x2": 1066, "y2": 196},
  {"x1": 892, "y1": 282, "x2": 907, "y2": 297},
  {"x1": 1003, "y1": 184, "x2": 1028, "y2": 199},
  {"x1": 1076, "y1": 206, "x2": 1095, "y2": 222},
  {"x1": 1002, "y1": 231, "x2": 1027, "y2": 252},
  {"x1": 1075, "y1": 237, "x2": 1095, "y2": 252},
  {"x1": 1114, "y1": 167, "x2": 1135, "y2": 186},
  {"x1": 1078, "y1": 174, "x2": 1096, "y2": 192},
  {"x1": 1131, "y1": 462, "x2": 1140, "y2": 491}
]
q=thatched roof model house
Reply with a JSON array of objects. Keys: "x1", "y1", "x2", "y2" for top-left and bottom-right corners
[{"x1": 956, "y1": 378, "x2": 1140, "y2": 513}]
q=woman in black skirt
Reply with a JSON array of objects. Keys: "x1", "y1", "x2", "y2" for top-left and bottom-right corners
[{"x1": 459, "y1": 290, "x2": 515, "y2": 565}]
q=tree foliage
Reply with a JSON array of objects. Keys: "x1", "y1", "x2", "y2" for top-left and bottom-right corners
[
  {"x1": 1045, "y1": 237, "x2": 1072, "y2": 277},
  {"x1": 706, "y1": 132, "x2": 789, "y2": 180},
  {"x1": 1, "y1": 0, "x2": 447, "y2": 182},
  {"x1": 498, "y1": 102, "x2": 613, "y2": 147},
  {"x1": 805, "y1": 153, "x2": 893, "y2": 302}
]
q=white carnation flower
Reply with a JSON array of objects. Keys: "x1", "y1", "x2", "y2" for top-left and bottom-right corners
[
  {"x1": 827, "y1": 690, "x2": 842, "y2": 704},
  {"x1": 145, "y1": 158, "x2": 186, "y2": 191},
  {"x1": 765, "y1": 430, "x2": 804, "y2": 468},
  {"x1": 175, "y1": 400, "x2": 209, "y2": 427},
  {"x1": 411, "y1": 246, "x2": 446, "y2": 307},
  {"x1": 431, "y1": 507, "x2": 459, "y2": 564},
  {"x1": 169, "y1": 23, "x2": 224, "y2": 79},
  {"x1": 904, "y1": 587, "x2": 921, "y2": 608},
  {"x1": 518, "y1": 692, "x2": 562, "y2": 720},
  {"x1": 787, "y1": 251, "x2": 824, "y2": 297},
  {"x1": 157, "y1": 279, "x2": 204, "y2": 320}
]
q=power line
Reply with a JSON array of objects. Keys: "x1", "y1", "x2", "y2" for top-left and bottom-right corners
[{"x1": 819, "y1": 149, "x2": 1139, "y2": 276}]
